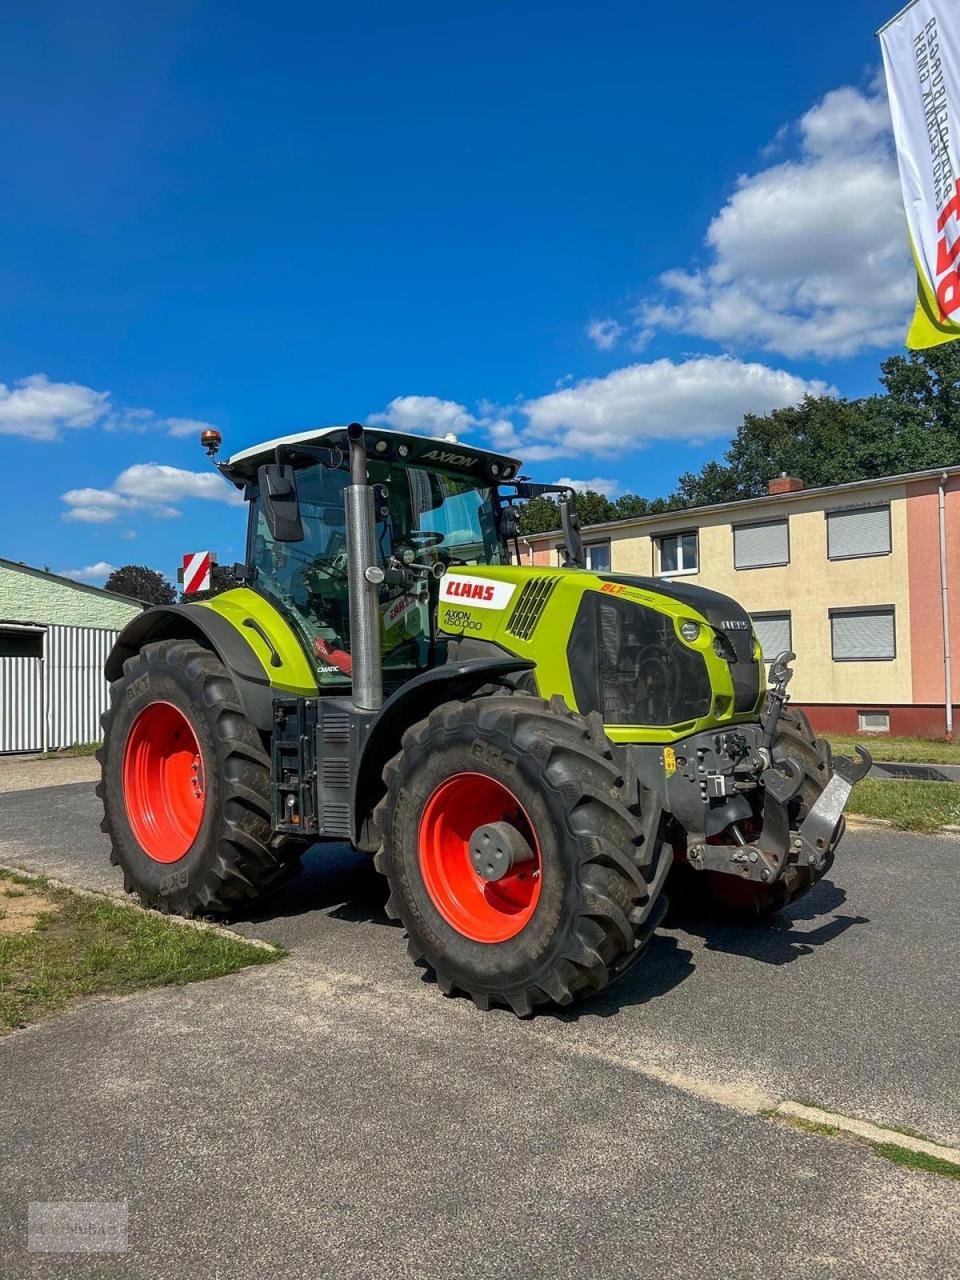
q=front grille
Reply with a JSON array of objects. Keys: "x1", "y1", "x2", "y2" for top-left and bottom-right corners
[
  {"x1": 567, "y1": 593, "x2": 712, "y2": 726},
  {"x1": 506, "y1": 577, "x2": 559, "y2": 641}
]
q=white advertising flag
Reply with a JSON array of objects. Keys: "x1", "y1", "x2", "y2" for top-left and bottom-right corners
[{"x1": 880, "y1": 0, "x2": 960, "y2": 347}]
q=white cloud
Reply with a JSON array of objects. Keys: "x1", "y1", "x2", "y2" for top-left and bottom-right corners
[
  {"x1": 372, "y1": 353, "x2": 829, "y2": 467},
  {"x1": 0, "y1": 374, "x2": 109, "y2": 441},
  {"x1": 0, "y1": 371, "x2": 223, "y2": 444},
  {"x1": 105, "y1": 406, "x2": 155, "y2": 433},
  {"x1": 166, "y1": 416, "x2": 217, "y2": 439},
  {"x1": 554, "y1": 476, "x2": 620, "y2": 497},
  {"x1": 367, "y1": 394, "x2": 521, "y2": 455},
  {"x1": 586, "y1": 318, "x2": 624, "y2": 350},
  {"x1": 519, "y1": 356, "x2": 830, "y2": 456},
  {"x1": 61, "y1": 464, "x2": 242, "y2": 523},
  {"x1": 367, "y1": 395, "x2": 478, "y2": 438},
  {"x1": 60, "y1": 562, "x2": 116, "y2": 584},
  {"x1": 113, "y1": 463, "x2": 242, "y2": 506},
  {"x1": 638, "y1": 83, "x2": 914, "y2": 359}
]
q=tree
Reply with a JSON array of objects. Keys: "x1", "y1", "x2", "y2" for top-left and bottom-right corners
[
  {"x1": 517, "y1": 494, "x2": 564, "y2": 535},
  {"x1": 672, "y1": 347, "x2": 960, "y2": 509},
  {"x1": 516, "y1": 489, "x2": 620, "y2": 535},
  {"x1": 104, "y1": 564, "x2": 177, "y2": 605}
]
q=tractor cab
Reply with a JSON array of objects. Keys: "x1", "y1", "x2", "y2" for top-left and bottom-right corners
[{"x1": 222, "y1": 427, "x2": 520, "y2": 690}]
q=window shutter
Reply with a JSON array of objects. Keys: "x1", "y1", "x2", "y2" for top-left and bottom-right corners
[
  {"x1": 827, "y1": 506, "x2": 891, "y2": 559},
  {"x1": 750, "y1": 614, "x2": 791, "y2": 661},
  {"x1": 831, "y1": 609, "x2": 895, "y2": 660},
  {"x1": 734, "y1": 520, "x2": 789, "y2": 568}
]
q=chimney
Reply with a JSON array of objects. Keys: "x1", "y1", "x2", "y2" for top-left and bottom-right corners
[{"x1": 767, "y1": 472, "x2": 804, "y2": 495}]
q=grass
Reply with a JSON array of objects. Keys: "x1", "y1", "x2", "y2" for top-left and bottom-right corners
[
  {"x1": 0, "y1": 870, "x2": 282, "y2": 1034},
  {"x1": 827, "y1": 734, "x2": 960, "y2": 765},
  {"x1": 871, "y1": 1142, "x2": 960, "y2": 1181},
  {"x1": 845, "y1": 778, "x2": 960, "y2": 832},
  {"x1": 38, "y1": 741, "x2": 101, "y2": 760},
  {"x1": 769, "y1": 1101, "x2": 960, "y2": 1182},
  {"x1": 781, "y1": 1115, "x2": 841, "y2": 1138}
]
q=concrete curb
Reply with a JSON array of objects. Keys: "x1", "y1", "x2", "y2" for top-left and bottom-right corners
[
  {"x1": 774, "y1": 1100, "x2": 960, "y2": 1168},
  {"x1": 845, "y1": 815, "x2": 960, "y2": 835},
  {"x1": 0, "y1": 860, "x2": 283, "y2": 954}
]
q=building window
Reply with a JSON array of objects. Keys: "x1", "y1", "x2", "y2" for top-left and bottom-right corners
[
  {"x1": 585, "y1": 542, "x2": 611, "y2": 572},
  {"x1": 858, "y1": 710, "x2": 891, "y2": 733},
  {"x1": 826, "y1": 505, "x2": 891, "y2": 560},
  {"x1": 0, "y1": 629, "x2": 43, "y2": 658},
  {"x1": 750, "y1": 612, "x2": 792, "y2": 662},
  {"x1": 659, "y1": 532, "x2": 698, "y2": 576},
  {"x1": 734, "y1": 519, "x2": 789, "y2": 569},
  {"x1": 830, "y1": 606, "x2": 896, "y2": 661}
]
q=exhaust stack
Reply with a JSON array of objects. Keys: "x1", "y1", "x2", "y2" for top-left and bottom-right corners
[{"x1": 344, "y1": 423, "x2": 384, "y2": 712}]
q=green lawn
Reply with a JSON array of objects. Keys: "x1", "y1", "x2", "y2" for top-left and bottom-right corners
[
  {"x1": 827, "y1": 734, "x2": 960, "y2": 765},
  {"x1": 846, "y1": 778, "x2": 960, "y2": 832},
  {"x1": 38, "y1": 741, "x2": 101, "y2": 760},
  {"x1": 0, "y1": 870, "x2": 281, "y2": 1034}
]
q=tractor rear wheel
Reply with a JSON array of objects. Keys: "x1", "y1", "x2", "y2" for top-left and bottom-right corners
[
  {"x1": 373, "y1": 693, "x2": 670, "y2": 1016},
  {"x1": 98, "y1": 639, "x2": 301, "y2": 916}
]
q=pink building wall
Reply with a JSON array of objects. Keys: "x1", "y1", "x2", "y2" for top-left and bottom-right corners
[{"x1": 907, "y1": 474, "x2": 960, "y2": 710}]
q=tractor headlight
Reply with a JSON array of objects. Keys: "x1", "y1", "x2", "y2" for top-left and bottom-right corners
[{"x1": 679, "y1": 620, "x2": 700, "y2": 643}]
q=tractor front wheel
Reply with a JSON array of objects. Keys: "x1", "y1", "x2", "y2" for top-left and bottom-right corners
[
  {"x1": 98, "y1": 640, "x2": 301, "y2": 915},
  {"x1": 373, "y1": 693, "x2": 670, "y2": 1016}
]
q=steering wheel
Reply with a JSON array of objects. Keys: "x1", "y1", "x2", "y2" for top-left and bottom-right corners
[{"x1": 408, "y1": 530, "x2": 445, "y2": 548}]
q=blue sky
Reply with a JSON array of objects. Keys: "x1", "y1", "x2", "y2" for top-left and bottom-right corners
[{"x1": 0, "y1": 0, "x2": 913, "y2": 584}]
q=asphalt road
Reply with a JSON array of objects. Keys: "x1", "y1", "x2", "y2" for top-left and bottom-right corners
[{"x1": 1, "y1": 776, "x2": 959, "y2": 1279}]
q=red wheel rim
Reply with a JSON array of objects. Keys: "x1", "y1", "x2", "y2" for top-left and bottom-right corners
[
  {"x1": 418, "y1": 772, "x2": 542, "y2": 943},
  {"x1": 122, "y1": 701, "x2": 205, "y2": 863}
]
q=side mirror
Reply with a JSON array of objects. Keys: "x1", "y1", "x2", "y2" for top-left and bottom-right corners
[
  {"x1": 257, "y1": 464, "x2": 304, "y2": 542},
  {"x1": 498, "y1": 504, "x2": 520, "y2": 541},
  {"x1": 559, "y1": 494, "x2": 585, "y2": 568}
]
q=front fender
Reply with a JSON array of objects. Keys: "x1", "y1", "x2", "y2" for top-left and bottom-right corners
[{"x1": 352, "y1": 657, "x2": 536, "y2": 848}]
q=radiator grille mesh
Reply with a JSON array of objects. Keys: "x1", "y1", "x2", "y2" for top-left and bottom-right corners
[{"x1": 505, "y1": 577, "x2": 559, "y2": 641}]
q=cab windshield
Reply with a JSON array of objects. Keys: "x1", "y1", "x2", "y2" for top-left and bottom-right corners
[{"x1": 249, "y1": 460, "x2": 505, "y2": 687}]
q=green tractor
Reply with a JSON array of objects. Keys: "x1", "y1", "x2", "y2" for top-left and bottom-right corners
[{"x1": 99, "y1": 423, "x2": 869, "y2": 1015}]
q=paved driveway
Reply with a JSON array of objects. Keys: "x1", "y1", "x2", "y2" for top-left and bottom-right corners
[{"x1": 1, "y1": 774, "x2": 958, "y2": 1279}]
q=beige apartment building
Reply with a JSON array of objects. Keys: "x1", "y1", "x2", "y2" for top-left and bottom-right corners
[{"x1": 521, "y1": 466, "x2": 960, "y2": 739}]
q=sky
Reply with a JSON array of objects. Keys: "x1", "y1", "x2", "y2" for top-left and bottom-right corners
[{"x1": 0, "y1": 0, "x2": 917, "y2": 585}]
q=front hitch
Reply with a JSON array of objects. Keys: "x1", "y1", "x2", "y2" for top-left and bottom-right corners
[{"x1": 686, "y1": 653, "x2": 871, "y2": 889}]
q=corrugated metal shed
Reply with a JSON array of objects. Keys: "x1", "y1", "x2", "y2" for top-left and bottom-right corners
[
  {"x1": 0, "y1": 653, "x2": 43, "y2": 752},
  {"x1": 0, "y1": 623, "x2": 120, "y2": 753}
]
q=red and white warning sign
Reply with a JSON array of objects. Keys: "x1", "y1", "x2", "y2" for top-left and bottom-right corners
[{"x1": 181, "y1": 551, "x2": 215, "y2": 594}]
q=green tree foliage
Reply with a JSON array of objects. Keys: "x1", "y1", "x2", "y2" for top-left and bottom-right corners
[
  {"x1": 675, "y1": 348, "x2": 960, "y2": 507},
  {"x1": 516, "y1": 488, "x2": 673, "y2": 535},
  {"x1": 104, "y1": 564, "x2": 177, "y2": 605}
]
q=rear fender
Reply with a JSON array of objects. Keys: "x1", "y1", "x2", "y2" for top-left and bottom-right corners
[{"x1": 104, "y1": 604, "x2": 280, "y2": 732}]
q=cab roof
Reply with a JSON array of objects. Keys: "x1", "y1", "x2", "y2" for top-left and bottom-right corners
[{"x1": 225, "y1": 425, "x2": 522, "y2": 483}]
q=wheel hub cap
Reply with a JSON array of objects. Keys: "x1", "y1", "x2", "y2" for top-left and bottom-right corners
[
  {"x1": 122, "y1": 701, "x2": 205, "y2": 863},
  {"x1": 418, "y1": 773, "x2": 542, "y2": 943}
]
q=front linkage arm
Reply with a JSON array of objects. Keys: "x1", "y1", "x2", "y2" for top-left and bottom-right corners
[{"x1": 687, "y1": 652, "x2": 872, "y2": 887}]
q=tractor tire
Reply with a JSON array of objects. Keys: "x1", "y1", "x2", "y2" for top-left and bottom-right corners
[
  {"x1": 98, "y1": 639, "x2": 301, "y2": 916},
  {"x1": 373, "y1": 692, "x2": 670, "y2": 1016},
  {"x1": 673, "y1": 706, "x2": 837, "y2": 921}
]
